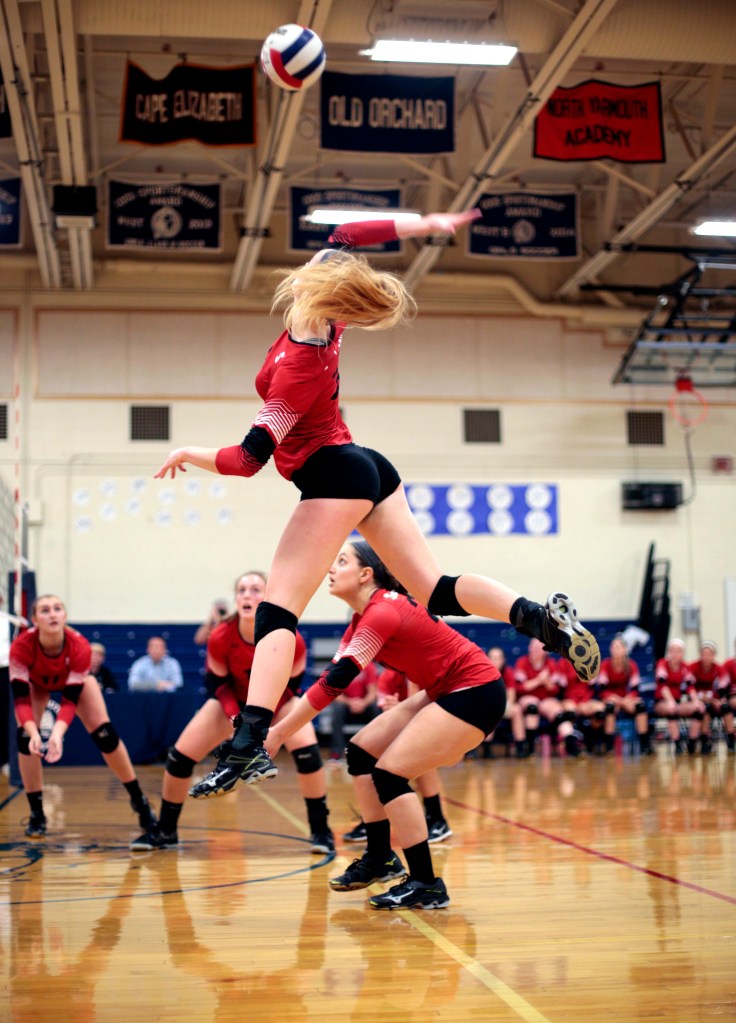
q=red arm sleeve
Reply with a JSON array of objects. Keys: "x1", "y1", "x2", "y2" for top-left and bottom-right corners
[{"x1": 328, "y1": 221, "x2": 400, "y2": 249}]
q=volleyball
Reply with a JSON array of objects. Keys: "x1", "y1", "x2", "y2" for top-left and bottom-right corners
[{"x1": 260, "y1": 24, "x2": 326, "y2": 92}]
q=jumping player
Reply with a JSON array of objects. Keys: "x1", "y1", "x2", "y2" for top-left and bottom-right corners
[
  {"x1": 9, "y1": 594, "x2": 156, "y2": 839},
  {"x1": 131, "y1": 571, "x2": 334, "y2": 853},
  {"x1": 264, "y1": 540, "x2": 506, "y2": 910},
  {"x1": 154, "y1": 209, "x2": 600, "y2": 797}
]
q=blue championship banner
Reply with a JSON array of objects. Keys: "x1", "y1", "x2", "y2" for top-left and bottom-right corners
[
  {"x1": 406, "y1": 483, "x2": 558, "y2": 537},
  {"x1": 107, "y1": 180, "x2": 221, "y2": 250},
  {"x1": 469, "y1": 192, "x2": 579, "y2": 259},
  {"x1": 320, "y1": 71, "x2": 454, "y2": 154},
  {"x1": 0, "y1": 178, "x2": 22, "y2": 246},
  {"x1": 120, "y1": 61, "x2": 256, "y2": 147},
  {"x1": 0, "y1": 71, "x2": 11, "y2": 138},
  {"x1": 290, "y1": 187, "x2": 402, "y2": 253}
]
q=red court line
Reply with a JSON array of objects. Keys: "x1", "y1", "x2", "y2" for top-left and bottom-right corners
[{"x1": 446, "y1": 798, "x2": 736, "y2": 907}]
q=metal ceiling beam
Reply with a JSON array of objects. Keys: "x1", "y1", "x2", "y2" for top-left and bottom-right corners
[
  {"x1": 556, "y1": 122, "x2": 736, "y2": 297},
  {"x1": 403, "y1": 0, "x2": 621, "y2": 290},
  {"x1": 41, "y1": 0, "x2": 93, "y2": 288},
  {"x1": 230, "y1": 0, "x2": 333, "y2": 291},
  {"x1": 0, "y1": 0, "x2": 61, "y2": 286}
]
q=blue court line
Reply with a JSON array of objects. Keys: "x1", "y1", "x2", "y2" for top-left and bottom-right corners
[
  {"x1": 2, "y1": 823, "x2": 335, "y2": 905},
  {"x1": 0, "y1": 788, "x2": 23, "y2": 812}
]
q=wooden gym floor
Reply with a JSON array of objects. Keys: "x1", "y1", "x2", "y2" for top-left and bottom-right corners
[{"x1": 1, "y1": 749, "x2": 734, "y2": 1023}]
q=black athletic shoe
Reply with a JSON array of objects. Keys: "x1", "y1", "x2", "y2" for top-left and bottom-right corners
[
  {"x1": 564, "y1": 731, "x2": 585, "y2": 758},
  {"x1": 329, "y1": 851, "x2": 406, "y2": 891},
  {"x1": 311, "y1": 830, "x2": 335, "y2": 855},
  {"x1": 543, "y1": 593, "x2": 600, "y2": 683},
  {"x1": 133, "y1": 795, "x2": 158, "y2": 831},
  {"x1": 701, "y1": 736, "x2": 713, "y2": 755},
  {"x1": 130, "y1": 828, "x2": 178, "y2": 851},
  {"x1": 727, "y1": 734, "x2": 736, "y2": 754},
  {"x1": 342, "y1": 821, "x2": 368, "y2": 843},
  {"x1": 369, "y1": 877, "x2": 450, "y2": 910},
  {"x1": 189, "y1": 743, "x2": 278, "y2": 799},
  {"x1": 24, "y1": 813, "x2": 47, "y2": 840},
  {"x1": 426, "y1": 820, "x2": 453, "y2": 844}
]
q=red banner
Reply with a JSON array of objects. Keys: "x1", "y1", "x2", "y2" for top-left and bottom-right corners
[{"x1": 534, "y1": 80, "x2": 665, "y2": 164}]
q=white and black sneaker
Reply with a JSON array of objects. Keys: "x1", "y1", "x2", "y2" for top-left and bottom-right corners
[
  {"x1": 426, "y1": 820, "x2": 453, "y2": 844},
  {"x1": 342, "y1": 821, "x2": 368, "y2": 843},
  {"x1": 543, "y1": 592, "x2": 600, "y2": 682},
  {"x1": 369, "y1": 877, "x2": 450, "y2": 910},
  {"x1": 329, "y1": 851, "x2": 406, "y2": 891},
  {"x1": 24, "y1": 812, "x2": 47, "y2": 840},
  {"x1": 130, "y1": 828, "x2": 178, "y2": 851},
  {"x1": 310, "y1": 830, "x2": 335, "y2": 855}
]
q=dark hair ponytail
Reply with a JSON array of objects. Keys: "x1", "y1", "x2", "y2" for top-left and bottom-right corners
[{"x1": 350, "y1": 540, "x2": 408, "y2": 595}]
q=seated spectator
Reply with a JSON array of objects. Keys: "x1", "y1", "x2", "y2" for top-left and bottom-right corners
[
  {"x1": 193, "y1": 599, "x2": 230, "y2": 646},
  {"x1": 685, "y1": 640, "x2": 728, "y2": 755},
  {"x1": 596, "y1": 636, "x2": 653, "y2": 756},
  {"x1": 89, "y1": 642, "x2": 117, "y2": 692},
  {"x1": 128, "y1": 636, "x2": 183, "y2": 693},
  {"x1": 327, "y1": 660, "x2": 379, "y2": 764},
  {"x1": 515, "y1": 638, "x2": 581, "y2": 757},
  {"x1": 557, "y1": 657, "x2": 606, "y2": 754},
  {"x1": 723, "y1": 640, "x2": 736, "y2": 754},
  {"x1": 485, "y1": 647, "x2": 527, "y2": 758},
  {"x1": 653, "y1": 638, "x2": 696, "y2": 754}
]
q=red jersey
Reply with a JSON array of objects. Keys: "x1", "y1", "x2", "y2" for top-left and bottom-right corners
[
  {"x1": 723, "y1": 658, "x2": 736, "y2": 697},
  {"x1": 251, "y1": 327, "x2": 352, "y2": 480},
  {"x1": 654, "y1": 658, "x2": 694, "y2": 701},
  {"x1": 687, "y1": 659, "x2": 726, "y2": 696},
  {"x1": 377, "y1": 667, "x2": 409, "y2": 703},
  {"x1": 207, "y1": 618, "x2": 307, "y2": 717},
  {"x1": 214, "y1": 220, "x2": 403, "y2": 484},
  {"x1": 597, "y1": 656, "x2": 640, "y2": 699},
  {"x1": 9, "y1": 626, "x2": 91, "y2": 726},
  {"x1": 514, "y1": 654, "x2": 561, "y2": 699},
  {"x1": 557, "y1": 657, "x2": 593, "y2": 703},
  {"x1": 310, "y1": 589, "x2": 499, "y2": 707}
]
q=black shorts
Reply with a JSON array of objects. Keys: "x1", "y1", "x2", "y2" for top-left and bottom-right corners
[
  {"x1": 435, "y1": 679, "x2": 507, "y2": 735},
  {"x1": 292, "y1": 444, "x2": 402, "y2": 504}
]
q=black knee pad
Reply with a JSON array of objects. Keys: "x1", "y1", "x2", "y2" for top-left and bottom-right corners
[
  {"x1": 561, "y1": 710, "x2": 576, "y2": 724},
  {"x1": 166, "y1": 746, "x2": 197, "y2": 779},
  {"x1": 16, "y1": 727, "x2": 32, "y2": 755},
  {"x1": 254, "y1": 601, "x2": 298, "y2": 644},
  {"x1": 372, "y1": 767, "x2": 413, "y2": 806},
  {"x1": 90, "y1": 722, "x2": 120, "y2": 754},
  {"x1": 634, "y1": 700, "x2": 646, "y2": 715},
  {"x1": 593, "y1": 710, "x2": 606, "y2": 723},
  {"x1": 708, "y1": 705, "x2": 721, "y2": 719},
  {"x1": 605, "y1": 701, "x2": 616, "y2": 715},
  {"x1": 692, "y1": 709, "x2": 705, "y2": 721},
  {"x1": 292, "y1": 744, "x2": 322, "y2": 775},
  {"x1": 427, "y1": 575, "x2": 469, "y2": 617},
  {"x1": 346, "y1": 740, "x2": 377, "y2": 777},
  {"x1": 523, "y1": 703, "x2": 539, "y2": 718}
]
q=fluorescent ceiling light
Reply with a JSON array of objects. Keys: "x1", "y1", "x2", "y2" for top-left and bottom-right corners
[
  {"x1": 692, "y1": 219, "x2": 736, "y2": 237},
  {"x1": 307, "y1": 209, "x2": 421, "y2": 225},
  {"x1": 362, "y1": 40, "x2": 517, "y2": 66}
]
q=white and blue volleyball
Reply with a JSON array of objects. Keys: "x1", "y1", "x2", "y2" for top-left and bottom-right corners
[{"x1": 260, "y1": 24, "x2": 326, "y2": 92}]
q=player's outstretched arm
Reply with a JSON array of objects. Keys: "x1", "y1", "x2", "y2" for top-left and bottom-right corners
[
  {"x1": 394, "y1": 208, "x2": 481, "y2": 239},
  {"x1": 154, "y1": 446, "x2": 219, "y2": 479}
]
